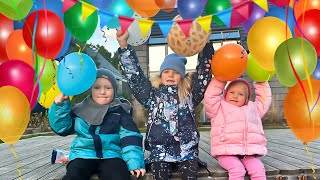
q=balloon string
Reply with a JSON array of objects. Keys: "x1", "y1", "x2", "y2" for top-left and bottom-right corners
[
  {"x1": 304, "y1": 144, "x2": 316, "y2": 179},
  {"x1": 292, "y1": 0, "x2": 311, "y2": 42},
  {"x1": 10, "y1": 145, "x2": 23, "y2": 180},
  {"x1": 311, "y1": 90, "x2": 320, "y2": 113}
]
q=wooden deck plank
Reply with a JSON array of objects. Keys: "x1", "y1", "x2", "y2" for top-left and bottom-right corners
[{"x1": 0, "y1": 129, "x2": 319, "y2": 179}]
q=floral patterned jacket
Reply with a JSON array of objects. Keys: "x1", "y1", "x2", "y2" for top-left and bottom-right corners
[{"x1": 118, "y1": 42, "x2": 214, "y2": 165}]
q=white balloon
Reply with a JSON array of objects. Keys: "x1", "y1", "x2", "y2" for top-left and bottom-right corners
[{"x1": 127, "y1": 13, "x2": 151, "y2": 46}]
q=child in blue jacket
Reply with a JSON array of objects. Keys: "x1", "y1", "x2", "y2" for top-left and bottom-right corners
[{"x1": 49, "y1": 68, "x2": 145, "y2": 180}]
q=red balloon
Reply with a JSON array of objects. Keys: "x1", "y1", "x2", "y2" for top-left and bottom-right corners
[
  {"x1": 294, "y1": 9, "x2": 320, "y2": 57},
  {"x1": 0, "y1": 14, "x2": 13, "y2": 63},
  {"x1": 269, "y1": 0, "x2": 290, "y2": 7},
  {"x1": 0, "y1": 60, "x2": 39, "y2": 108},
  {"x1": 23, "y1": 10, "x2": 65, "y2": 59}
]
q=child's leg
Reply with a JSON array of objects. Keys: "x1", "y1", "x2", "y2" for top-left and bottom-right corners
[
  {"x1": 241, "y1": 156, "x2": 266, "y2": 180},
  {"x1": 177, "y1": 160, "x2": 199, "y2": 180},
  {"x1": 63, "y1": 158, "x2": 97, "y2": 180},
  {"x1": 151, "y1": 161, "x2": 173, "y2": 180},
  {"x1": 217, "y1": 155, "x2": 246, "y2": 180},
  {"x1": 97, "y1": 158, "x2": 131, "y2": 180}
]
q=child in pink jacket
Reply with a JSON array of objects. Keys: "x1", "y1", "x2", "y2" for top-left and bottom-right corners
[{"x1": 204, "y1": 78, "x2": 272, "y2": 180}]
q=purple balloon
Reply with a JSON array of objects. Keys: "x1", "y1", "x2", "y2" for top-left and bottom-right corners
[
  {"x1": 178, "y1": 0, "x2": 204, "y2": 19},
  {"x1": 243, "y1": 3, "x2": 266, "y2": 33},
  {"x1": 314, "y1": 60, "x2": 320, "y2": 80}
]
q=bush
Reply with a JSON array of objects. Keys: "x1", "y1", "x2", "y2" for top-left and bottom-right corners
[{"x1": 28, "y1": 112, "x2": 51, "y2": 132}]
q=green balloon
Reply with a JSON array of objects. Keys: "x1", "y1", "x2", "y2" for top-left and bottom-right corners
[
  {"x1": 0, "y1": 0, "x2": 32, "y2": 20},
  {"x1": 274, "y1": 38, "x2": 317, "y2": 87},
  {"x1": 64, "y1": 0, "x2": 98, "y2": 42},
  {"x1": 205, "y1": 0, "x2": 231, "y2": 26},
  {"x1": 246, "y1": 54, "x2": 275, "y2": 82},
  {"x1": 36, "y1": 55, "x2": 57, "y2": 93}
]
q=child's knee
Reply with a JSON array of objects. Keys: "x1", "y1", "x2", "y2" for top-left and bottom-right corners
[{"x1": 229, "y1": 166, "x2": 246, "y2": 177}]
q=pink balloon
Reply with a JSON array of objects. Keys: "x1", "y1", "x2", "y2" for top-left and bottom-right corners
[{"x1": 0, "y1": 60, "x2": 39, "y2": 108}]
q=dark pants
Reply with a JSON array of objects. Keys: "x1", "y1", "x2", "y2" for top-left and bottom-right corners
[
  {"x1": 63, "y1": 158, "x2": 131, "y2": 180},
  {"x1": 151, "y1": 160, "x2": 199, "y2": 180}
]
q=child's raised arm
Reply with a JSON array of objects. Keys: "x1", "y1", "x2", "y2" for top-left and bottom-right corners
[
  {"x1": 117, "y1": 30, "x2": 153, "y2": 108},
  {"x1": 253, "y1": 82, "x2": 272, "y2": 117},
  {"x1": 204, "y1": 79, "x2": 226, "y2": 119},
  {"x1": 191, "y1": 42, "x2": 215, "y2": 106}
]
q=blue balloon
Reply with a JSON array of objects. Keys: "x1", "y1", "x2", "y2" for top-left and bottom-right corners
[
  {"x1": 91, "y1": 0, "x2": 113, "y2": 11},
  {"x1": 56, "y1": 31, "x2": 72, "y2": 59},
  {"x1": 266, "y1": 6, "x2": 295, "y2": 35},
  {"x1": 57, "y1": 53, "x2": 97, "y2": 96},
  {"x1": 106, "y1": 0, "x2": 134, "y2": 29},
  {"x1": 178, "y1": 0, "x2": 204, "y2": 19},
  {"x1": 14, "y1": 0, "x2": 64, "y2": 29},
  {"x1": 314, "y1": 60, "x2": 320, "y2": 80}
]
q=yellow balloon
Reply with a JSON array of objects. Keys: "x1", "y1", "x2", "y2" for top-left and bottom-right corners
[
  {"x1": 247, "y1": 17, "x2": 292, "y2": 71},
  {"x1": 0, "y1": 86, "x2": 30, "y2": 144},
  {"x1": 39, "y1": 83, "x2": 72, "y2": 108}
]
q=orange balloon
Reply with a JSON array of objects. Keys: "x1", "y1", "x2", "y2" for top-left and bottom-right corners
[
  {"x1": 284, "y1": 77, "x2": 320, "y2": 143},
  {"x1": 155, "y1": 0, "x2": 176, "y2": 12},
  {"x1": 5, "y1": 30, "x2": 34, "y2": 67},
  {"x1": 126, "y1": 0, "x2": 160, "y2": 18},
  {"x1": 0, "y1": 86, "x2": 30, "y2": 145},
  {"x1": 293, "y1": 0, "x2": 320, "y2": 19},
  {"x1": 211, "y1": 43, "x2": 248, "y2": 81}
]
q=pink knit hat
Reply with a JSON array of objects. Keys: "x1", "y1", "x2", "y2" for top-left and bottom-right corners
[{"x1": 224, "y1": 78, "x2": 251, "y2": 104}]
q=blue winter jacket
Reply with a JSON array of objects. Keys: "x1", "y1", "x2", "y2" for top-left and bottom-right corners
[
  {"x1": 48, "y1": 99, "x2": 145, "y2": 171},
  {"x1": 118, "y1": 42, "x2": 214, "y2": 165}
]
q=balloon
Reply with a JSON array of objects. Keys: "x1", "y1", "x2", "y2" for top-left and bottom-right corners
[
  {"x1": 0, "y1": 0, "x2": 33, "y2": 20},
  {"x1": 5, "y1": 30, "x2": 33, "y2": 67},
  {"x1": 314, "y1": 61, "x2": 320, "y2": 80},
  {"x1": 205, "y1": 0, "x2": 231, "y2": 25},
  {"x1": 126, "y1": 0, "x2": 160, "y2": 18},
  {"x1": 247, "y1": 17, "x2": 292, "y2": 71},
  {"x1": 294, "y1": 9, "x2": 320, "y2": 57},
  {"x1": 246, "y1": 54, "x2": 275, "y2": 82},
  {"x1": 64, "y1": 0, "x2": 98, "y2": 42},
  {"x1": 35, "y1": 55, "x2": 57, "y2": 93},
  {"x1": 269, "y1": 0, "x2": 290, "y2": 7},
  {"x1": 14, "y1": 0, "x2": 65, "y2": 29},
  {"x1": 128, "y1": 14, "x2": 151, "y2": 46},
  {"x1": 0, "y1": 86, "x2": 30, "y2": 144},
  {"x1": 106, "y1": 0, "x2": 134, "y2": 29},
  {"x1": 38, "y1": 83, "x2": 73, "y2": 109},
  {"x1": 155, "y1": 0, "x2": 176, "y2": 12},
  {"x1": 167, "y1": 15, "x2": 210, "y2": 57},
  {"x1": 178, "y1": 0, "x2": 204, "y2": 19},
  {"x1": 284, "y1": 77, "x2": 320, "y2": 143},
  {"x1": 0, "y1": 60, "x2": 39, "y2": 108},
  {"x1": 266, "y1": 6, "x2": 295, "y2": 35},
  {"x1": 0, "y1": 14, "x2": 13, "y2": 63},
  {"x1": 23, "y1": 10, "x2": 66, "y2": 59},
  {"x1": 211, "y1": 43, "x2": 248, "y2": 81},
  {"x1": 57, "y1": 52, "x2": 97, "y2": 96},
  {"x1": 56, "y1": 30, "x2": 72, "y2": 59},
  {"x1": 293, "y1": 0, "x2": 320, "y2": 20},
  {"x1": 91, "y1": 0, "x2": 113, "y2": 11},
  {"x1": 274, "y1": 38, "x2": 317, "y2": 87},
  {"x1": 243, "y1": 3, "x2": 266, "y2": 33}
]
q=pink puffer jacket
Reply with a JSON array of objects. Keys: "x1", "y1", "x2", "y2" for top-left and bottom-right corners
[{"x1": 204, "y1": 79, "x2": 272, "y2": 157}]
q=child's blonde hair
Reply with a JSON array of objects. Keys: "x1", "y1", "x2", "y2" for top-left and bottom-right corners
[{"x1": 150, "y1": 73, "x2": 194, "y2": 103}]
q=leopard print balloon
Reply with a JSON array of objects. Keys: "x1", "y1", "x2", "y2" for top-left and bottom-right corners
[{"x1": 167, "y1": 15, "x2": 210, "y2": 57}]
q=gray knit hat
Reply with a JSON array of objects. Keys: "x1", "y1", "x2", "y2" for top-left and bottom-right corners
[
  {"x1": 96, "y1": 68, "x2": 117, "y2": 96},
  {"x1": 160, "y1": 54, "x2": 187, "y2": 77}
]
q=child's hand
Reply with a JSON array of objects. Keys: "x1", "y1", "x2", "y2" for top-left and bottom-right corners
[
  {"x1": 130, "y1": 169, "x2": 146, "y2": 178},
  {"x1": 54, "y1": 93, "x2": 69, "y2": 104},
  {"x1": 116, "y1": 29, "x2": 129, "y2": 49}
]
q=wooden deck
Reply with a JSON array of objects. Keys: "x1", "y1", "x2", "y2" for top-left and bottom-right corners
[{"x1": 0, "y1": 129, "x2": 320, "y2": 180}]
